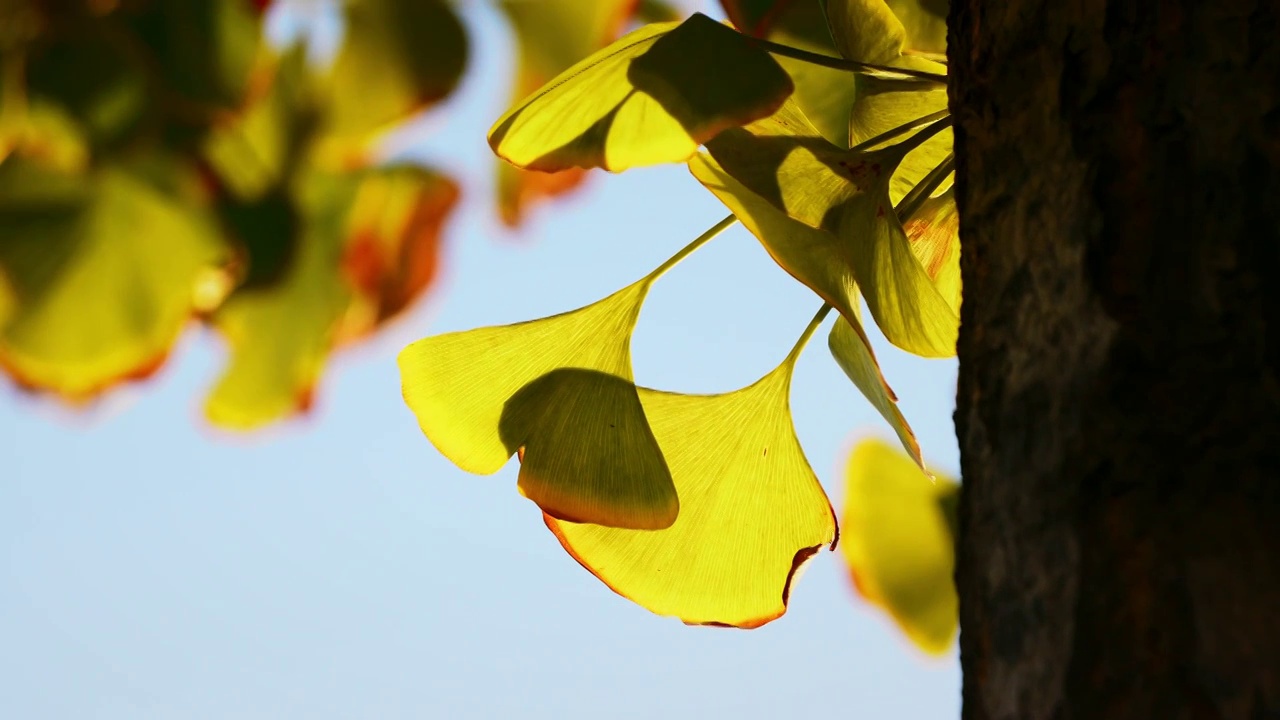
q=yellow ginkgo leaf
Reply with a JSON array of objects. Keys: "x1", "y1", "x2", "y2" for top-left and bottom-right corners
[
  {"x1": 884, "y1": 0, "x2": 949, "y2": 57},
  {"x1": 849, "y1": 74, "x2": 950, "y2": 205},
  {"x1": 398, "y1": 278, "x2": 675, "y2": 529},
  {"x1": 902, "y1": 187, "x2": 959, "y2": 312},
  {"x1": 0, "y1": 157, "x2": 226, "y2": 400},
  {"x1": 689, "y1": 151, "x2": 919, "y2": 464},
  {"x1": 495, "y1": 0, "x2": 637, "y2": 225},
  {"x1": 545, "y1": 308, "x2": 838, "y2": 628},
  {"x1": 842, "y1": 438, "x2": 958, "y2": 654},
  {"x1": 488, "y1": 13, "x2": 793, "y2": 173},
  {"x1": 701, "y1": 103, "x2": 958, "y2": 357}
]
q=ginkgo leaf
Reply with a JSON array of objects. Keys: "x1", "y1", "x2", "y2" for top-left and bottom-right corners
[
  {"x1": 323, "y1": 0, "x2": 468, "y2": 142},
  {"x1": 842, "y1": 438, "x2": 958, "y2": 654},
  {"x1": 885, "y1": 0, "x2": 948, "y2": 56},
  {"x1": 721, "y1": 0, "x2": 857, "y2": 149},
  {"x1": 823, "y1": 0, "x2": 909, "y2": 64},
  {"x1": 399, "y1": 279, "x2": 677, "y2": 530},
  {"x1": 495, "y1": 0, "x2": 637, "y2": 225},
  {"x1": 702, "y1": 103, "x2": 957, "y2": 357},
  {"x1": 206, "y1": 163, "x2": 456, "y2": 430},
  {"x1": 205, "y1": 172, "x2": 358, "y2": 429},
  {"x1": 903, "y1": 187, "x2": 959, "y2": 312},
  {"x1": 0, "y1": 156, "x2": 226, "y2": 399},
  {"x1": 545, "y1": 314, "x2": 838, "y2": 628},
  {"x1": 337, "y1": 165, "x2": 458, "y2": 342},
  {"x1": 488, "y1": 13, "x2": 793, "y2": 173},
  {"x1": 829, "y1": 315, "x2": 922, "y2": 465},
  {"x1": 690, "y1": 151, "x2": 921, "y2": 465},
  {"x1": 849, "y1": 74, "x2": 950, "y2": 205}
]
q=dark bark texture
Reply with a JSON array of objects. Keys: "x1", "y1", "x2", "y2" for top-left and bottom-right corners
[{"x1": 949, "y1": 1, "x2": 1280, "y2": 718}]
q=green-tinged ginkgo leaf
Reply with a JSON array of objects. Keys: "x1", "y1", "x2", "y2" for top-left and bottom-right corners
[
  {"x1": 842, "y1": 438, "x2": 958, "y2": 654},
  {"x1": 722, "y1": 0, "x2": 857, "y2": 149},
  {"x1": 123, "y1": 0, "x2": 263, "y2": 112},
  {"x1": 690, "y1": 150, "x2": 921, "y2": 464},
  {"x1": 399, "y1": 277, "x2": 678, "y2": 529},
  {"x1": 823, "y1": 0, "x2": 908, "y2": 64},
  {"x1": 488, "y1": 13, "x2": 793, "y2": 173},
  {"x1": 828, "y1": 315, "x2": 921, "y2": 465},
  {"x1": 702, "y1": 102, "x2": 957, "y2": 357},
  {"x1": 205, "y1": 172, "x2": 357, "y2": 429},
  {"x1": 203, "y1": 44, "x2": 316, "y2": 202},
  {"x1": 885, "y1": 0, "x2": 948, "y2": 57},
  {"x1": 545, "y1": 311, "x2": 838, "y2": 627},
  {"x1": 495, "y1": 0, "x2": 637, "y2": 225},
  {"x1": 323, "y1": 0, "x2": 468, "y2": 143},
  {"x1": 0, "y1": 91, "x2": 90, "y2": 173},
  {"x1": 903, "y1": 187, "x2": 959, "y2": 312},
  {"x1": 206, "y1": 163, "x2": 456, "y2": 430},
  {"x1": 0, "y1": 156, "x2": 226, "y2": 399},
  {"x1": 849, "y1": 74, "x2": 950, "y2": 204}
]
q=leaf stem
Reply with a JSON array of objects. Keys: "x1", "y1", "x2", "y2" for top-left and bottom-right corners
[
  {"x1": 647, "y1": 214, "x2": 738, "y2": 281},
  {"x1": 751, "y1": 37, "x2": 948, "y2": 84},
  {"x1": 785, "y1": 303, "x2": 835, "y2": 365},
  {"x1": 895, "y1": 153, "x2": 955, "y2": 222},
  {"x1": 890, "y1": 114, "x2": 953, "y2": 157},
  {"x1": 848, "y1": 109, "x2": 950, "y2": 154}
]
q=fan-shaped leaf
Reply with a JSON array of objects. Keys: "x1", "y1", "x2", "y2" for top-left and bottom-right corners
[
  {"x1": 842, "y1": 438, "x2": 957, "y2": 654},
  {"x1": 399, "y1": 279, "x2": 677, "y2": 530},
  {"x1": 0, "y1": 157, "x2": 226, "y2": 399},
  {"x1": 545, "y1": 341, "x2": 837, "y2": 627},
  {"x1": 701, "y1": 103, "x2": 957, "y2": 357},
  {"x1": 488, "y1": 13, "x2": 793, "y2": 173},
  {"x1": 885, "y1": 0, "x2": 948, "y2": 56},
  {"x1": 903, "y1": 187, "x2": 959, "y2": 312}
]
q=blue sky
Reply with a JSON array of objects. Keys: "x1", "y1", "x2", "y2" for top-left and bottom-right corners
[{"x1": 0, "y1": 2, "x2": 961, "y2": 717}]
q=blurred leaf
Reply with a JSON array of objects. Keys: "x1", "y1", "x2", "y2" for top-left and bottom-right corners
[
  {"x1": 122, "y1": 0, "x2": 263, "y2": 113},
  {"x1": 691, "y1": 149, "x2": 921, "y2": 464},
  {"x1": 0, "y1": 155, "x2": 226, "y2": 399},
  {"x1": 399, "y1": 279, "x2": 679, "y2": 530},
  {"x1": 495, "y1": 0, "x2": 636, "y2": 225},
  {"x1": 323, "y1": 0, "x2": 468, "y2": 143},
  {"x1": 216, "y1": 187, "x2": 299, "y2": 290},
  {"x1": 206, "y1": 162, "x2": 456, "y2": 430},
  {"x1": 203, "y1": 44, "x2": 316, "y2": 201},
  {"x1": 634, "y1": 0, "x2": 682, "y2": 23},
  {"x1": 488, "y1": 13, "x2": 793, "y2": 173},
  {"x1": 0, "y1": 71, "x2": 90, "y2": 172},
  {"x1": 703, "y1": 101, "x2": 957, "y2": 357},
  {"x1": 545, "y1": 358, "x2": 838, "y2": 628},
  {"x1": 25, "y1": 20, "x2": 151, "y2": 149},
  {"x1": 204, "y1": 171, "x2": 357, "y2": 429},
  {"x1": 842, "y1": 438, "x2": 957, "y2": 655},
  {"x1": 337, "y1": 164, "x2": 457, "y2": 342}
]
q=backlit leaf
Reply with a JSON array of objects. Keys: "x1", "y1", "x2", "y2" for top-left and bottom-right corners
[
  {"x1": 702, "y1": 102, "x2": 957, "y2": 357},
  {"x1": 842, "y1": 438, "x2": 957, "y2": 654},
  {"x1": 903, "y1": 187, "x2": 959, "y2": 312},
  {"x1": 0, "y1": 156, "x2": 226, "y2": 399},
  {"x1": 691, "y1": 150, "x2": 921, "y2": 464},
  {"x1": 546, "y1": 325, "x2": 837, "y2": 627},
  {"x1": 488, "y1": 13, "x2": 793, "y2": 173},
  {"x1": 885, "y1": 0, "x2": 948, "y2": 56},
  {"x1": 399, "y1": 278, "x2": 677, "y2": 529},
  {"x1": 323, "y1": 0, "x2": 468, "y2": 142},
  {"x1": 495, "y1": 0, "x2": 636, "y2": 225},
  {"x1": 849, "y1": 74, "x2": 950, "y2": 205}
]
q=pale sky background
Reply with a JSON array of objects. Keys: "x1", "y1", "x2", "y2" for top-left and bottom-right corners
[{"x1": 0, "y1": 2, "x2": 961, "y2": 718}]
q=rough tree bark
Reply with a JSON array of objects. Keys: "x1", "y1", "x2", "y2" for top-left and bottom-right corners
[{"x1": 949, "y1": 1, "x2": 1280, "y2": 718}]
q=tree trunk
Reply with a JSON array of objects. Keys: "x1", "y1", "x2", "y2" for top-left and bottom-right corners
[{"x1": 948, "y1": 1, "x2": 1280, "y2": 718}]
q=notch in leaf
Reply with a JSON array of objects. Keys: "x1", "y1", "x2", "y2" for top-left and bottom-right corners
[
  {"x1": 544, "y1": 307, "x2": 839, "y2": 628},
  {"x1": 488, "y1": 13, "x2": 793, "y2": 173}
]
